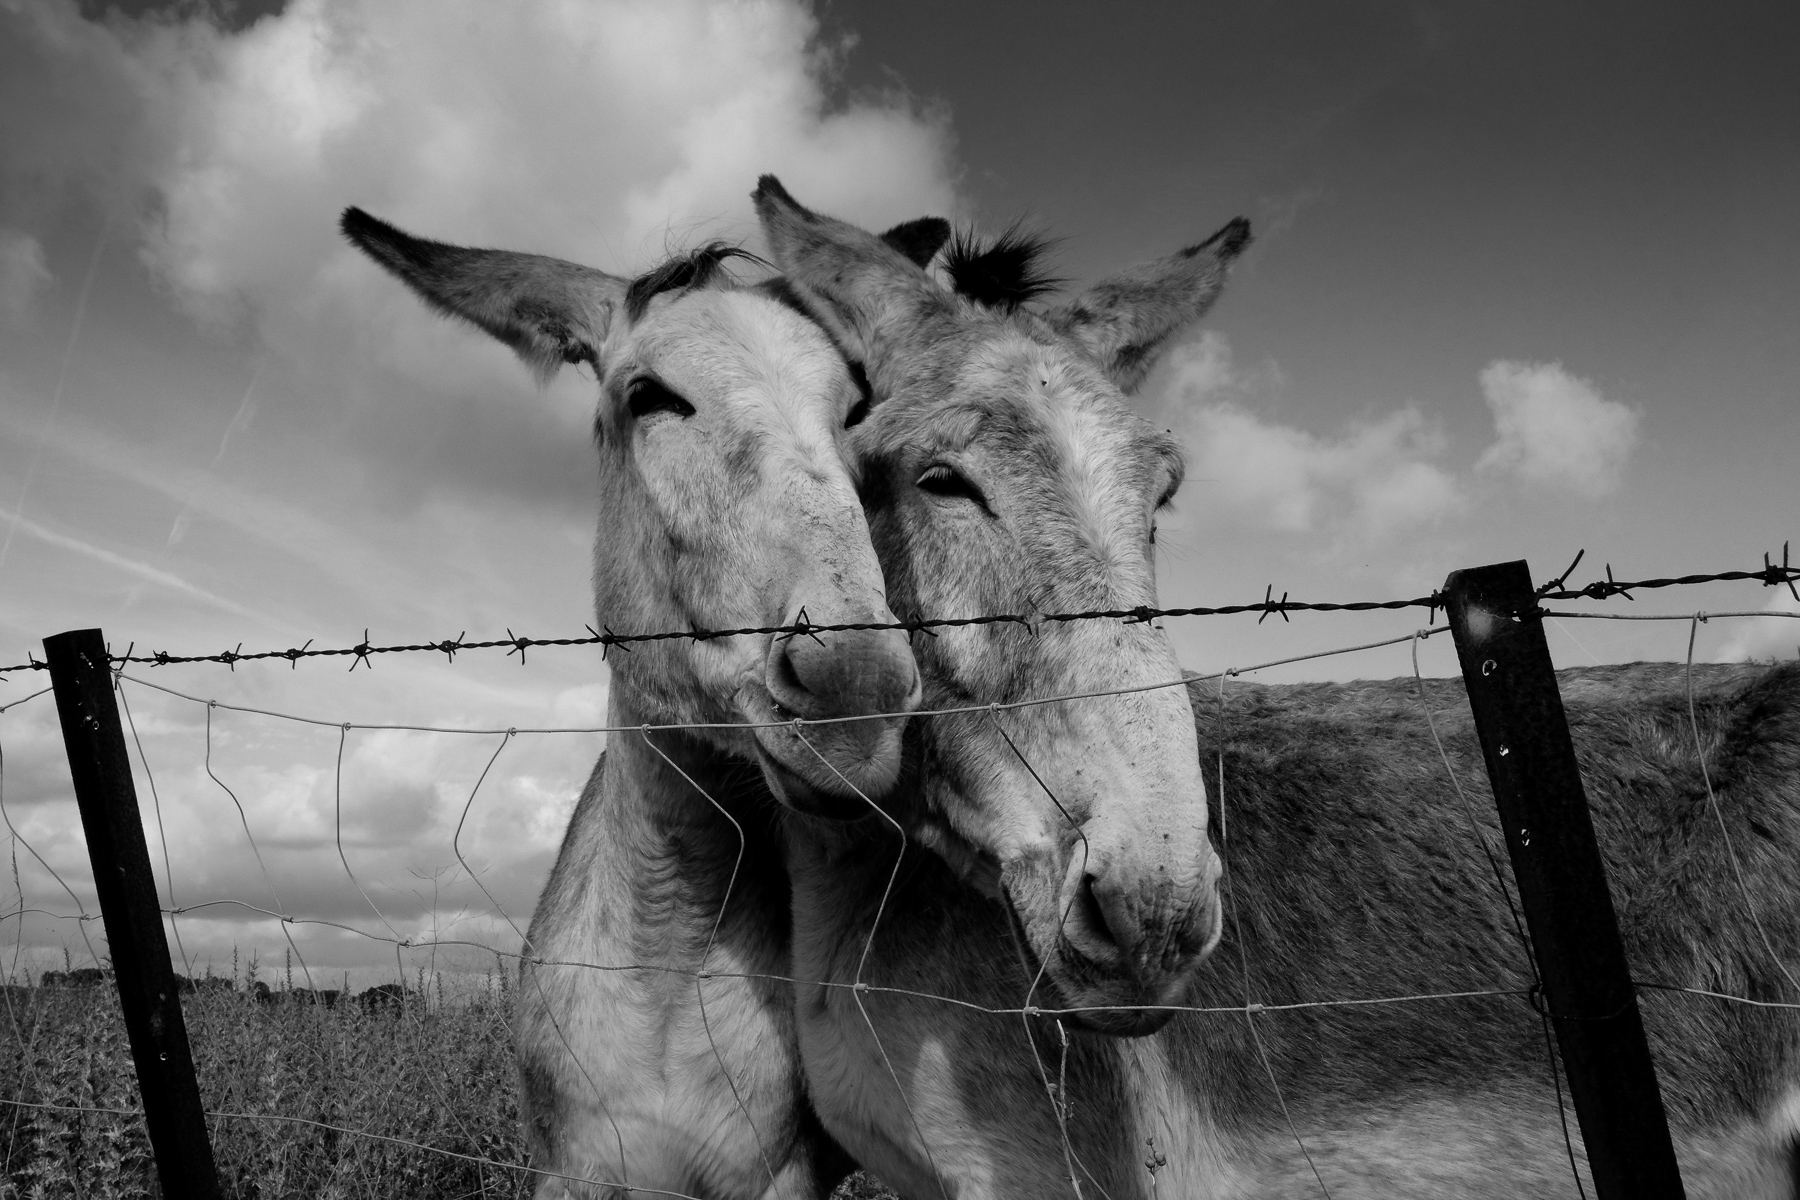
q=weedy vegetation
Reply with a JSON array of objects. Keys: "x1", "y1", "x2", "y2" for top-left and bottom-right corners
[{"x1": 0, "y1": 953, "x2": 896, "y2": 1199}]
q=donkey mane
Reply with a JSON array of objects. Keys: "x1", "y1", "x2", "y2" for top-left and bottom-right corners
[
  {"x1": 623, "y1": 242, "x2": 769, "y2": 321},
  {"x1": 942, "y1": 224, "x2": 1062, "y2": 312}
]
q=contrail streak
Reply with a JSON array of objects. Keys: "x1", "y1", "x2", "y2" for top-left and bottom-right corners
[
  {"x1": 2, "y1": 506, "x2": 264, "y2": 623},
  {"x1": 167, "y1": 365, "x2": 261, "y2": 549},
  {"x1": 0, "y1": 222, "x2": 109, "y2": 575}
]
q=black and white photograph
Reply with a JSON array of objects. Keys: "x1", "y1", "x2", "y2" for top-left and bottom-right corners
[{"x1": 1, "y1": 1, "x2": 1797, "y2": 1195}]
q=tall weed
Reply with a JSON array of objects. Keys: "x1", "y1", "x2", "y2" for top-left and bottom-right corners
[{"x1": 0, "y1": 980, "x2": 896, "y2": 1198}]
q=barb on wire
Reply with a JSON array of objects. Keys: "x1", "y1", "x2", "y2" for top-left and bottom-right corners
[
  {"x1": 777, "y1": 606, "x2": 826, "y2": 646},
  {"x1": 1256, "y1": 584, "x2": 1291, "y2": 625},
  {"x1": 1535, "y1": 549, "x2": 1586, "y2": 599},
  {"x1": 1533, "y1": 544, "x2": 1799, "y2": 606},
  {"x1": 5, "y1": 547, "x2": 1795, "y2": 676},
  {"x1": 1771, "y1": 541, "x2": 1800, "y2": 602}
]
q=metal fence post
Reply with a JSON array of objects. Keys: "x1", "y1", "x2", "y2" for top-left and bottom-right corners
[
  {"x1": 43, "y1": 628, "x2": 222, "y2": 1199},
  {"x1": 1442, "y1": 562, "x2": 1684, "y2": 1199}
]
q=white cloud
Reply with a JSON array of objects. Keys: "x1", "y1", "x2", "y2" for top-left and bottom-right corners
[
  {"x1": 0, "y1": 0, "x2": 954, "y2": 973},
  {"x1": 1475, "y1": 359, "x2": 1639, "y2": 497},
  {"x1": 140, "y1": 1, "x2": 950, "y2": 372},
  {"x1": 0, "y1": 228, "x2": 50, "y2": 324},
  {"x1": 1156, "y1": 333, "x2": 1463, "y2": 538},
  {"x1": 1716, "y1": 591, "x2": 1800, "y2": 663},
  {"x1": 2, "y1": 0, "x2": 959, "y2": 451}
]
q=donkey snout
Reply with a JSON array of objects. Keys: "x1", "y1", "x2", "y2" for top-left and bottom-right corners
[
  {"x1": 767, "y1": 624, "x2": 920, "y2": 720},
  {"x1": 1056, "y1": 840, "x2": 1223, "y2": 981}
]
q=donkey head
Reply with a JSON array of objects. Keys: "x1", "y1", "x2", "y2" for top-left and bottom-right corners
[
  {"x1": 342, "y1": 209, "x2": 926, "y2": 815},
  {"x1": 753, "y1": 178, "x2": 1247, "y2": 1032}
]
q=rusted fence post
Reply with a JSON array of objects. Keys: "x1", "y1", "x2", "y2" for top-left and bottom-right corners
[
  {"x1": 43, "y1": 628, "x2": 222, "y2": 1199},
  {"x1": 1443, "y1": 563, "x2": 1684, "y2": 1199}
]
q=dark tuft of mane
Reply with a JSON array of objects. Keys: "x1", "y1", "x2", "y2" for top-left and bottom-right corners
[
  {"x1": 625, "y1": 243, "x2": 768, "y2": 322},
  {"x1": 942, "y1": 225, "x2": 1062, "y2": 312}
]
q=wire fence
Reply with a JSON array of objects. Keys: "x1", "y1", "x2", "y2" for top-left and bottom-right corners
[
  {"x1": 1, "y1": 544, "x2": 1793, "y2": 678},
  {"x1": 1, "y1": 558, "x2": 1797, "y2": 1198}
]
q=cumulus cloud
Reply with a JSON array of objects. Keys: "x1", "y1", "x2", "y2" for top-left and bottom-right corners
[
  {"x1": 1156, "y1": 333, "x2": 1463, "y2": 538},
  {"x1": 0, "y1": 0, "x2": 955, "y2": 973},
  {"x1": 2, "y1": 0, "x2": 959, "y2": 473},
  {"x1": 1475, "y1": 360, "x2": 1639, "y2": 497},
  {"x1": 0, "y1": 229, "x2": 51, "y2": 324}
]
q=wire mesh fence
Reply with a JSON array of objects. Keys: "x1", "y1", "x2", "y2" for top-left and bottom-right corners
[{"x1": 1, "y1": 558, "x2": 1797, "y2": 1198}]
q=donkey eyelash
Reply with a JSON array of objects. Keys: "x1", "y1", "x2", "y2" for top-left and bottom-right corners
[
  {"x1": 626, "y1": 376, "x2": 696, "y2": 420},
  {"x1": 916, "y1": 464, "x2": 991, "y2": 512}
]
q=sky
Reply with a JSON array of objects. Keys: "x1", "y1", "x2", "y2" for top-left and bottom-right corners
[{"x1": 0, "y1": 0, "x2": 1795, "y2": 983}]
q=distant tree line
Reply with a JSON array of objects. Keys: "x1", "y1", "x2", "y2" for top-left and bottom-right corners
[{"x1": 36, "y1": 968, "x2": 416, "y2": 1011}]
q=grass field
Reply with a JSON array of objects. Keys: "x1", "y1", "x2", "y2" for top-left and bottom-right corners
[{"x1": 0, "y1": 966, "x2": 897, "y2": 1199}]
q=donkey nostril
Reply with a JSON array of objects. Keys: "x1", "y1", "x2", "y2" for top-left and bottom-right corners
[
  {"x1": 1073, "y1": 872, "x2": 1123, "y2": 952},
  {"x1": 768, "y1": 639, "x2": 811, "y2": 704},
  {"x1": 767, "y1": 625, "x2": 918, "y2": 719}
]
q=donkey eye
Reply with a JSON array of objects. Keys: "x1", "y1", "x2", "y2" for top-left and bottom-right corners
[
  {"x1": 626, "y1": 377, "x2": 696, "y2": 420},
  {"x1": 916, "y1": 464, "x2": 989, "y2": 510}
]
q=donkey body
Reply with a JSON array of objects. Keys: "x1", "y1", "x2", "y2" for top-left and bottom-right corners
[
  {"x1": 342, "y1": 210, "x2": 921, "y2": 1199},
  {"x1": 748, "y1": 187, "x2": 1800, "y2": 1197},
  {"x1": 1141, "y1": 662, "x2": 1800, "y2": 1198},
  {"x1": 821, "y1": 664, "x2": 1800, "y2": 1198},
  {"x1": 750, "y1": 179, "x2": 1241, "y2": 1196}
]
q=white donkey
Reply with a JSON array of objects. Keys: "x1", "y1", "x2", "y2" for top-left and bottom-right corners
[
  {"x1": 751, "y1": 177, "x2": 1242, "y2": 1193},
  {"x1": 752, "y1": 186, "x2": 1800, "y2": 1198},
  {"x1": 341, "y1": 209, "x2": 936, "y2": 1199}
]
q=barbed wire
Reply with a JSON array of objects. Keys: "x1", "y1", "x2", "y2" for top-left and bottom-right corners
[
  {"x1": 5, "y1": 606, "x2": 1797, "y2": 1196},
  {"x1": 3, "y1": 546, "x2": 1793, "y2": 679}
]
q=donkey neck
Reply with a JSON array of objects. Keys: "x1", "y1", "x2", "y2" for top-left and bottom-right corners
[{"x1": 597, "y1": 687, "x2": 789, "y2": 939}]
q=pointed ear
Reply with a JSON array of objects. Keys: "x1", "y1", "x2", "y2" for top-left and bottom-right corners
[
  {"x1": 340, "y1": 207, "x2": 627, "y2": 384},
  {"x1": 751, "y1": 176, "x2": 954, "y2": 366},
  {"x1": 880, "y1": 216, "x2": 952, "y2": 268},
  {"x1": 1047, "y1": 218, "x2": 1251, "y2": 394}
]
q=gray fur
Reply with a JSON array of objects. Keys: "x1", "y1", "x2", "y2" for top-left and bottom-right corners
[
  {"x1": 345, "y1": 207, "x2": 918, "y2": 1198},
  {"x1": 1047, "y1": 216, "x2": 1250, "y2": 394},
  {"x1": 805, "y1": 665, "x2": 1800, "y2": 1197},
  {"x1": 754, "y1": 178, "x2": 1236, "y2": 1191},
  {"x1": 751, "y1": 179, "x2": 1797, "y2": 1196},
  {"x1": 341, "y1": 207, "x2": 622, "y2": 383}
]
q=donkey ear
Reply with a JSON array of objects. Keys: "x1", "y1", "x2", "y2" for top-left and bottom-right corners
[
  {"x1": 752, "y1": 176, "x2": 953, "y2": 366},
  {"x1": 1047, "y1": 218, "x2": 1251, "y2": 394},
  {"x1": 880, "y1": 216, "x2": 952, "y2": 268},
  {"x1": 341, "y1": 207, "x2": 626, "y2": 384}
]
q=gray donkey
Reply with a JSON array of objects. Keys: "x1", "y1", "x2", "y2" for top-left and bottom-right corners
[
  {"x1": 342, "y1": 207, "x2": 923, "y2": 1199},
  {"x1": 753, "y1": 181, "x2": 1800, "y2": 1198}
]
